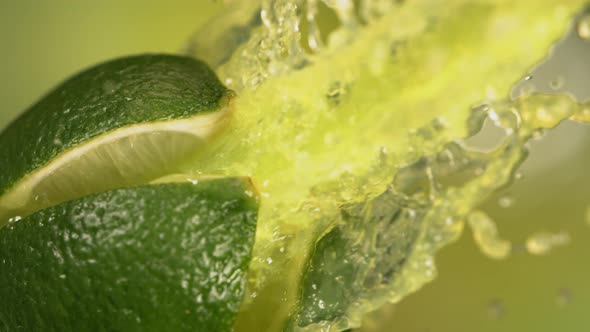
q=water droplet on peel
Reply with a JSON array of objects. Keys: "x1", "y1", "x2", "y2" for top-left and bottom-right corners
[
  {"x1": 102, "y1": 80, "x2": 119, "y2": 94},
  {"x1": 577, "y1": 15, "x2": 590, "y2": 40},
  {"x1": 266, "y1": 257, "x2": 273, "y2": 264},
  {"x1": 318, "y1": 299, "x2": 326, "y2": 309},
  {"x1": 8, "y1": 216, "x2": 22, "y2": 223},
  {"x1": 524, "y1": 75, "x2": 532, "y2": 81},
  {"x1": 59, "y1": 274, "x2": 66, "y2": 279}
]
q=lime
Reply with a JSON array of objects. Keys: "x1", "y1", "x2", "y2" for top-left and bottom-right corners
[
  {"x1": 0, "y1": 177, "x2": 258, "y2": 332},
  {"x1": 0, "y1": 54, "x2": 233, "y2": 225}
]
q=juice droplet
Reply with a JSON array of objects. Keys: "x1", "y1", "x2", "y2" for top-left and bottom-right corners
[
  {"x1": 577, "y1": 15, "x2": 590, "y2": 40},
  {"x1": 570, "y1": 107, "x2": 590, "y2": 123},
  {"x1": 468, "y1": 210, "x2": 511, "y2": 260},
  {"x1": 525, "y1": 231, "x2": 570, "y2": 255},
  {"x1": 497, "y1": 195, "x2": 514, "y2": 208}
]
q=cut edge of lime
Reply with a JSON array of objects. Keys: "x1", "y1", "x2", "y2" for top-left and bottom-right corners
[{"x1": 0, "y1": 105, "x2": 233, "y2": 226}]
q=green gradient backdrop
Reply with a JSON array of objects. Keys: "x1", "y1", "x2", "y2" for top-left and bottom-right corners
[
  {"x1": 1, "y1": 2, "x2": 589, "y2": 332},
  {"x1": 0, "y1": 0, "x2": 223, "y2": 127}
]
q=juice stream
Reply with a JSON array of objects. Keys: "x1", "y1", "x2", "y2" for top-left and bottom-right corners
[{"x1": 184, "y1": 1, "x2": 589, "y2": 331}]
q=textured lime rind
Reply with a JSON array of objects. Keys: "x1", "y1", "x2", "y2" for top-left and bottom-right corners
[
  {"x1": 0, "y1": 54, "x2": 229, "y2": 197},
  {"x1": 0, "y1": 178, "x2": 258, "y2": 332}
]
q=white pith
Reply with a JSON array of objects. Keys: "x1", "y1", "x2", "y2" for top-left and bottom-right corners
[{"x1": 0, "y1": 107, "x2": 231, "y2": 224}]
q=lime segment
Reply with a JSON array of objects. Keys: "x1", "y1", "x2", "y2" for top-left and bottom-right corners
[
  {"x1": 0, "y1": 177, "x2": 258, "y2": 332},
  {"x1": 0, "y1": 54, "x2": 232, "y2": 225}
]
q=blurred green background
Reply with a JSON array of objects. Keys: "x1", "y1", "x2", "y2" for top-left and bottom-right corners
[
  {"x1": 0, "y1": 0, "x2": 223, "y2": 128},
  {"x1": 1, "y1": 1, "x2": 588, "y2": 331}
]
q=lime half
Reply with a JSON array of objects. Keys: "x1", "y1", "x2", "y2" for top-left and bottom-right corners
[
  {"x1": 0, "y1": 54, "x2": 233, "y2": 225},
  {"x1": 0, "y1": 177, "x2": 258, "y2": 332}
]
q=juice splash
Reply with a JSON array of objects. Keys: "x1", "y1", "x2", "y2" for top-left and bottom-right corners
[
  {"x1": 468, "y1": 210, "x2": 512, "y2": 260},
  {"x1": 185, "y1": 1, "x2": 589, "y2": 331}
]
